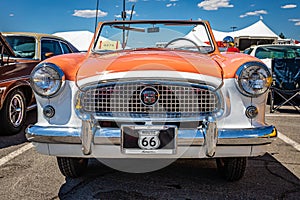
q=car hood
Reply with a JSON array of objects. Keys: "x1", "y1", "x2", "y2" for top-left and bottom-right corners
[
  {"x1": 76, "y1": 49, "x2": 223, "y2": 89},
  {"x1": 0, "y1": 32, "x2": 15, "y2": 58}
]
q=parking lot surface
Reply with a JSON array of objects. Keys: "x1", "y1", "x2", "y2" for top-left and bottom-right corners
[{"x1": 0, "y1": 108, "x2": 299, "y2": 200}]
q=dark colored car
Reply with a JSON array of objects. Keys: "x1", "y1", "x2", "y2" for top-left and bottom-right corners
[{"x1": 0, "y1": 32, "x2": 78, "y2": 135}]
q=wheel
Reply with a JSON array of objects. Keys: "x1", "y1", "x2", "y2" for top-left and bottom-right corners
[
  {"x1": 0, "y1": 89, "x2": 27, "y2": 135},
  {"x1": 57, "y1": 157, "x2": 88, "y2": 178},
  {"x1": 216, "y1": 157, "x2": 247, "y2": 181}
]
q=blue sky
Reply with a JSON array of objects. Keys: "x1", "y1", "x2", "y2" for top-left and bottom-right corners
[{"x1": 1, "y1": 0, "x2": 299, "y2": 40}]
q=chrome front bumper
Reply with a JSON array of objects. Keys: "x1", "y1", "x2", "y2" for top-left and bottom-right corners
[{"x1": 26, "y1": 120, "x2": 277, "y2": 158}]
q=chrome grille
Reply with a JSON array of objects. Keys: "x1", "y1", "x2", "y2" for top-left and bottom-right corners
[{"x1": 80, "y1": 82, "x2": 220, "y2": 117}]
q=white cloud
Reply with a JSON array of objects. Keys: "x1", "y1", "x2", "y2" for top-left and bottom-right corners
[
  {"x1": 9, "y1": 13, "x2": 14, "y2": 17},
  {"x1": 240, "y1": 10, "x2": 267, "y2": 18},
  {"x1": 128, "y1": 0, "x2": 138, "y2": 2},
  {"x1": 197, "y1": 0, "x2": 233, "y2": 11},
  {"x1": 281, "y1": 4, "x2": 297, "y2": 9},
  {"x1": 170, "y1": 0, "x2": 178, "y2": 2},
  {"x1": 289, "y1": 19, "x2": 300, "y2": 22},
  {"x1": 114, "y1": 10, "x2": 137, "y2": 18},
  {"x1": 73, "y1": 10, "x2": 108, "y2": 18},
  {"x1": 166, "y1": 3, "x2": 176, "y2": 7},
  {"x1": 289, "y1": 18, "x2": 300, "y2": 26}
]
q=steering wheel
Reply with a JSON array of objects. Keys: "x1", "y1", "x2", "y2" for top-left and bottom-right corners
[{"x1": 164, "y1": 38, "x2": 201, "y2": 52}]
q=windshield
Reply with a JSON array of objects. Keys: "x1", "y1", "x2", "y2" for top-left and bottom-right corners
[
  {"x1": 4, "y1": 35, "x2": 36, "y2": 59},
  {"x1": 255, "y1": 45, "x2": 300, "y2": 59},
  {"x1": 93, "y1": 21, "x2": 214, "y2": 54}
]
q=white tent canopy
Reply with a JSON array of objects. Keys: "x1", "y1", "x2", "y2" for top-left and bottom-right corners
[
  {"x1": 212, "y1": 20, "x2": 280, "y2": 41},
  {"x1": 53, "y1": 31, "x2": 94, "y2": 51}
]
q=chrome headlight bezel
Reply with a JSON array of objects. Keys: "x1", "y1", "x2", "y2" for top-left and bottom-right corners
[
  {"x1": 235, "y1": 62, "x2": 272, "y2": 97},
  {"x1": 30, "y1": 63, "x2": 65, "y2": 97}
]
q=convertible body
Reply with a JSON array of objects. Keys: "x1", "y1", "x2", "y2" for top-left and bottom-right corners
[{"x1": 26, "y1": 20, "x2": 276, "y2": 181}]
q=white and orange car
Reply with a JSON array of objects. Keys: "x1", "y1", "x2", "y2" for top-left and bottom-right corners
[{"x1": 26, "y1": 20, "x2": 277, "y2": 181}]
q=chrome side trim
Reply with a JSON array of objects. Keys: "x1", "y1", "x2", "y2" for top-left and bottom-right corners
[
  {"x1": 0, "y1": 75, "x2": 30, "y2": 84},
  {"x1": 26, "y1": 104, "x2": 37, "y2": 111}
]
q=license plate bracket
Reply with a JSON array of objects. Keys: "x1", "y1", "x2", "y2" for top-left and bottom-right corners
[{"x1": 121, "y1": 125, "x2": 177, "y2": 154}]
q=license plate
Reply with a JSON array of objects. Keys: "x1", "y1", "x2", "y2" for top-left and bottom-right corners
[{"x1": 121, "y1": 125, "x2": 177, "y2": 154}]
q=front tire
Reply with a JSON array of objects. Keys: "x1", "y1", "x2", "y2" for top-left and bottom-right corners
[
  {"x1": 0, "y1": 89, "x2": 26, "y2": 135},
  {"x1": 57, "y1": 157, "x2": 88, "y2": 178},
  {"x1": 216, "y1": 157, "x2": 247, "y2": 181}
]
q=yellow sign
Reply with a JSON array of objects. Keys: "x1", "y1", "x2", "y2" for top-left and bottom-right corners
[{"x1": 98, "y1": 40, "x2": 120, "y2": 50}]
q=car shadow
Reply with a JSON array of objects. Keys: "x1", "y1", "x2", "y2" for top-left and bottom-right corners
[
  {"x1": 58, "y1": 154, "x2": 300, "y2": 199},
  {"x1": 0, "y1": 110, "x2": 37, "y2": 149}
]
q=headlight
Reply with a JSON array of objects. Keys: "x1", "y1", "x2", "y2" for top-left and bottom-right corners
[
  {"x1": 235, "y1": 62, "x2": 272, "y2": 97},
  {"x1": 30, "y1": 63, "x2": 65, "y2": 97}
]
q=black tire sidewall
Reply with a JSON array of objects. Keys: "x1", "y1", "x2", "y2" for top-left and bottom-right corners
[
  {"x1": 0, "y1": 89, "x2": 27, "y2": 135},
  {"x1": 57, "y1": 157, "x2": 88, "y2": 178},
  {"x1": 216, "y1": 157, "x2": 247, "y2": 181}
]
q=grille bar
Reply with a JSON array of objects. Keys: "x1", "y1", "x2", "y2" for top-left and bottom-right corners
[{"x1": 80, "y1": 82, "x2": 220, "y2": 117}]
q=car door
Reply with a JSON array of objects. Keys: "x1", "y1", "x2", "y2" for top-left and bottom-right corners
[{"x1": 41, "y1": 39, "x2": 63, "y2": 60}]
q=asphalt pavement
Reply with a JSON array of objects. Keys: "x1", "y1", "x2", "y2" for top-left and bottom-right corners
[{"x1": 0, "y1": 107, "x2": 299, "y2": 200}]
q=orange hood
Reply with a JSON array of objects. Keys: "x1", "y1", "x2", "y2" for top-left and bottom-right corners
[{"x1": 76, "y1": 49, "x2": 223, "y2": 81}]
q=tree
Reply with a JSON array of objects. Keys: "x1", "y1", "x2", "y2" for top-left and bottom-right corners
[{"x1": 279, "y1": 32, "x2": 285, "y2": 39}]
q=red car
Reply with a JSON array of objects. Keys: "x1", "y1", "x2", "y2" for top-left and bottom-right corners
[{"x1": 0, "y1": 32, "x2": 78, "y2": 135}]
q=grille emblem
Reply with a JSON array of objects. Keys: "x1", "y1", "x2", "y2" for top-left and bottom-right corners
[{"x1": 140, "y1": 87, "x2": 159, "y2": 106}]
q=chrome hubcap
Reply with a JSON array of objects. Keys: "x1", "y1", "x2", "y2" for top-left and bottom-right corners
[{"x1": 9, "y1": 94, "x2": 24, "y2": 127}]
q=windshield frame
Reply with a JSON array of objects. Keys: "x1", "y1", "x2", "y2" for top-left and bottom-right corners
[{"x1": 92, "y1": 20, "x2": 216, "y2": 55}]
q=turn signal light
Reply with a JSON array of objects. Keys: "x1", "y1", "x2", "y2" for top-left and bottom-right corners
[{"x1": 43, "y1": 105, "x2": 55, "y2": 118}]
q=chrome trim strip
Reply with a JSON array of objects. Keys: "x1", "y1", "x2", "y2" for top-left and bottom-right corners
[
  {"x1": 26, "y1": 104, "x2": 37, "y2": 111},
  {"x1": 0, "y1": 75, "x2": 30, "y2": 84},
  {"x1": 91, "y1": 115, "x2": 221, "y2": 122},
  {"x1": 26, "y1": 125, "x2": 276, "y2": 146}
]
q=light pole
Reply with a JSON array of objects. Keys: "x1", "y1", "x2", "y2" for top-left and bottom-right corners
[
  {"x1": 94, "y1": 0, "x2": 99, "y2": 32},
  {"x1": 122, "y1": 0, "x2": 126, "y2": 21}
]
